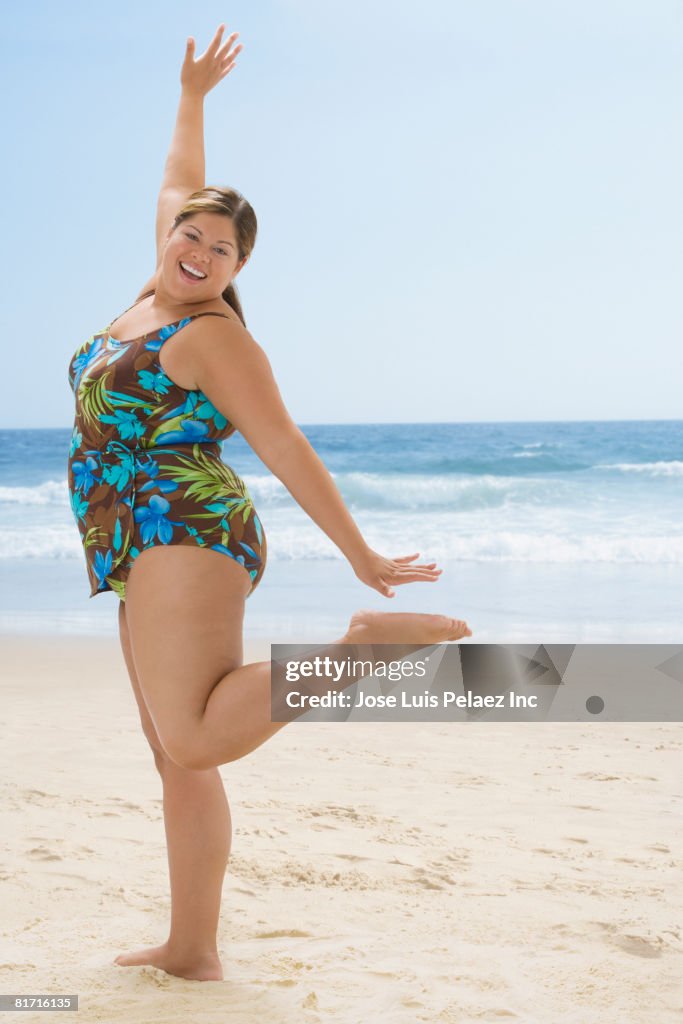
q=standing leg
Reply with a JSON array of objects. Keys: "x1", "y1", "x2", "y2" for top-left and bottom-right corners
[{"x1": 113, "y1": 600, "x2": 231, "y2": 981}]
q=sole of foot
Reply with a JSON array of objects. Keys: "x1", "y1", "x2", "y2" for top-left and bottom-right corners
[{"x1": 346, "y1": 609, "x2": 472, "y2": 645}]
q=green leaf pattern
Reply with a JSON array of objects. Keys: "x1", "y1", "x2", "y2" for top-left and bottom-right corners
[{"x1": 66, "y1": 314, "x2": 266, "y2": 601}]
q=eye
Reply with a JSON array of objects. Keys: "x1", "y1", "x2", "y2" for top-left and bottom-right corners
[
  {"x1": 184, "y1": 231, "x2": 199, "y2": 241},
  {"x1": 214, "y1": 247, "x2": 228, "y2": 256}
]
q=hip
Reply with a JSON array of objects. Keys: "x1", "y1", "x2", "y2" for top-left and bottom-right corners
[{"x1": 67, "y1": 442, "x2": 262, "y2": 539}]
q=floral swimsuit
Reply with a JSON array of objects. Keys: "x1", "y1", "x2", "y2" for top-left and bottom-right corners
[{"x1": 67, "y1": 308, "x2": 266, "y2": 602}]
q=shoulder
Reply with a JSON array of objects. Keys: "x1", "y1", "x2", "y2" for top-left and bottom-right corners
[
  {"x1": 189, "y1": 314, "x2": 273, "y2": 391},
  {"x1": 192, "y1": 308, "x2": 253, "y2": 345},
  {"x1": 192, "y1": 312, "x2": 268, "y2": 366},
  {"x1": 195, "y1": 294, "x2": 242, "y2": 322}
]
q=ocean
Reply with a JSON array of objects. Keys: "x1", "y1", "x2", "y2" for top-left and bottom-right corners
[{"x1": 0, "y1": 421, "x2": 681, "y2": 641}]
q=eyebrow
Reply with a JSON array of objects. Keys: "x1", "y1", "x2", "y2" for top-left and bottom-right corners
[{"x1": 185, "y1": 225, "x2": 235, "y2": 247}]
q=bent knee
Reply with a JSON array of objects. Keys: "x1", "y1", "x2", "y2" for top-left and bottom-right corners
[
  {"x1": 151, "y1": 738, "x2": 206, "y2": 773},
  {"x1": 138, "y1": 719, "x2": 187, "y2": 773},
  {"x1": 160, "y1": 729, "x2": 210, "y2": 772}
]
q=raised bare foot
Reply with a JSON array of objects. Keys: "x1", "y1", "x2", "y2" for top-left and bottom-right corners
[
  {"x1": 345, "y1": 608, "x2": 472, "y2": 646},
  {"x1": 114, "y1": 941, "x2": 223, "y2": 982}
]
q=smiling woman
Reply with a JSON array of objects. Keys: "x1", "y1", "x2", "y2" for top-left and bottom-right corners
[
  {"x1": 64, "y1": 21, "x2": 470, "y2": 985},
  {"x1": 158, "y1": 190, "x2": 255, "y2": 322}
]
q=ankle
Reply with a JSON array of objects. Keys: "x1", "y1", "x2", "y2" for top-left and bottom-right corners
[{"x1": 165, "y1": 937, "x2": 219, "y2": 962}]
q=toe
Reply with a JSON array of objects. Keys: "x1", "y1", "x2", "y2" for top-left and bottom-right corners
[{"x1": 449, "y1": 619, "x2": 470, "y2": 640}]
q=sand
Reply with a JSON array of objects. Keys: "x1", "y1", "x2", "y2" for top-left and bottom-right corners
[{"x1": 0, "y1": 633, "x2": 681, "y2": 1024}]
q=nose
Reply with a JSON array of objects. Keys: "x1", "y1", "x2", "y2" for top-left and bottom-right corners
[{"x1": 189, "y1": 249, "x2": 209, "y2": 265}]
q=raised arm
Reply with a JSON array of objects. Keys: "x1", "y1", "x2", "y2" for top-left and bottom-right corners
[
  {"x1": 154, "y1": 24, "x2": 243, "y2": 269},
  {"x1": 191, "y1": 318, "x2": 444, "y2": 598}
]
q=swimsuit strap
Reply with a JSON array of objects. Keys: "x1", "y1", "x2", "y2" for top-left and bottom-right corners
[
  {"x1": 107, "y1": 305, "x2": 239, "y2": 334},
  {"x1": 189, "y1": 312, "x2": 240, "y2": 325}
]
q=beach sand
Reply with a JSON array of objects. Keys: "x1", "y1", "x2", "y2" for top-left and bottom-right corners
[{"x1": 0, "y1": 634, "x2": 681, "y2": 1023}]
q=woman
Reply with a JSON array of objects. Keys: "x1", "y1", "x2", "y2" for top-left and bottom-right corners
[{"x1": 67, "y1": 25, "x2": 471, "y2": 982}]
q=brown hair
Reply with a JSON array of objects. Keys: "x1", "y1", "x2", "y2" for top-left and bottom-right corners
[{"x1": 151, "y1": 186, "x2": 258, "y2": 326}]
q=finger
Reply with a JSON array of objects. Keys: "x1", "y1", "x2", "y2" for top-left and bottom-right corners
[
  {"x1": 209, "y1": 23, "x2": 226, "y2": 52},
  {"x1": 401, "y1": 578, "x2": 439, "y2": 585},
  {"x1": 391, "y1": 553, "x2": 421, "y2": 564},
  {"x1": 378, "y1": 578, "x2": 396, "y2": 598},
  {"x1": 392, "y1": 563, "x2": 442, "y2": 575},
  {"x1": 185, "y1": 37, "x2": 196, "y2": 60},
  {"x1": 217, "y1": 32, "x2": 240, "y2": 59},
  {"x1": 220, "y1": 54, "x2": 239, "y2": 73},
  {"x1": 393, "y1": 562, "x2": 439, "y2": 572},
  {"x1": 391, "y1": 574, "x2": 440, "y2": 586},
  {"x1": 218, "y1": 57, "x2": 240, "y2": 79},
  {"x1": 222, "y1": 43, "x2": 243, "y2": 63},
  {"x1": 199, "y1": 24, "x2": 224, "y2": 60}
]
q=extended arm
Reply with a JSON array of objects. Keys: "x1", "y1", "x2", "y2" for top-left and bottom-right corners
[
  {"x1": 153, "y1": 25, "x2": 243, "y2": 271},
  {"x1": 191, "y1": 319, "x2": 443, "y2": 597}
]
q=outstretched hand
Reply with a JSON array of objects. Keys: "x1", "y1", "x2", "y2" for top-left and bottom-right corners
[
  {"x1": 181, "y1": 23, "x2": 243, "y2": 98},
  {"x1": 351, "y1": 550, "x2": 443, "y2": 599}
]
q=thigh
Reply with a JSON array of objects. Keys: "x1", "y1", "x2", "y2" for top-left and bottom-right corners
[
  {"x1": 123, "y1": 545, "x2": 251, "y2": 756},
  {"x1": 117, "y1": 600, "x2": 163, "y2": 753}
]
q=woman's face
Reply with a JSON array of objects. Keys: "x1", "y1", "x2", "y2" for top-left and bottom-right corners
[{"x1": 161, "y1": 211, "x2": 246, "y2": 300}]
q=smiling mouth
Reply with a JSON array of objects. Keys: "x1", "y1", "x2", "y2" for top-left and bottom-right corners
[{"x1": 179, "y1": 261, "x2": 207, "y2": 283}]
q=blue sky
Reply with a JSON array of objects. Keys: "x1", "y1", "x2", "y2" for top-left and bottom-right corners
[{"x1": 3, "y1": 0, "x2": 681, "y2": 427}]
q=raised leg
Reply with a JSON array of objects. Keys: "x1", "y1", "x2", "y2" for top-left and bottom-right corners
[{"x1": 123, "y1": 546, "x2": 471, "y2": 773}]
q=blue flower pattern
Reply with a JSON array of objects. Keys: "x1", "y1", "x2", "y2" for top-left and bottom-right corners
[{"x1": 66, "y1": 312, "x2": 266, "y2": 600}]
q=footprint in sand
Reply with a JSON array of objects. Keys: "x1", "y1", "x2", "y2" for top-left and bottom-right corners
[
  {"x1": 254, "y1": 929, "x2": 312, "y2": 939},
  {"x1": 592, "y1": 921, "x2": 665, "y2": 958},
  {"x1": 612, "y1": 933, "x2": 664, "y2": 958},
  {"x1": 107, "y1": 798, "x2": 147, "y2": 813},
  {"x1": 412, "y1": 866, "x2": 454, "y2": 891},
  {"x1": 21, "y1": 789, "x2": 55, "y2": 807},
  {"x1": 479, "y1": 1011, "x2": 520, "y2": 1019},
  {"x1": 27, "y1": 846, "x2": 62, "y2": 861},
  {"x1": 576, "y1": 772, "x2": 621, "y2": 781}
]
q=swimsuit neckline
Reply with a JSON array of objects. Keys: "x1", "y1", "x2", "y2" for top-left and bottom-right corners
[{"x1": 105, "y1": 315, "x2": 194, "y2": 347}]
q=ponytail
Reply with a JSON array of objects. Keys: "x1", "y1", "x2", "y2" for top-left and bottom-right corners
[{"x1": 221, "y1": 281, "x2": 246, "y2": 327}]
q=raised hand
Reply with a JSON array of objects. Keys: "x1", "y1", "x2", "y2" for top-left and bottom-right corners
[
  {"x1": 181, "y1": 23, "x2": 243, "y2": 99},
  {"x1": 351, "y1": 549, "x2": 445, "y2": 599}
]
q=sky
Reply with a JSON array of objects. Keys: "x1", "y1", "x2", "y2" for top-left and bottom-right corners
[{"x1": 2, "y1": 0, "x2": 682, "y2": 427}]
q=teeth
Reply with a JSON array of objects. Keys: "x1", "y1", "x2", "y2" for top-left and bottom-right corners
[{"x1": 180, "y1": 261, "x2": 207, "y2": 279}]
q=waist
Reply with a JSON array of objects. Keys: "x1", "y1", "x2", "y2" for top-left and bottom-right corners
[
  {"x1": 82, "y1": 438, "x2": 225, "y2": 473},
  {"x1": 103, "y1": 439, "x2": 222, "y2": 456}
]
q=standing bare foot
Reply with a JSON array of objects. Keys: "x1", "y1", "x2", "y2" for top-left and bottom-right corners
[{"x1": 114, "y1": 941, "x2": 223, "y2": 982}]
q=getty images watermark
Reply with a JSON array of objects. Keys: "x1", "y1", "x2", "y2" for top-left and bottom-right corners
[{"x1": 270, "y1": 643, "x2": 683, "y2": 723}]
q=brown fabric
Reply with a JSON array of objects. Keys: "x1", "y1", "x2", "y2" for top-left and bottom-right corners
[{"x1": 67, "y1": 312, "x2": 266, "y2": 601}]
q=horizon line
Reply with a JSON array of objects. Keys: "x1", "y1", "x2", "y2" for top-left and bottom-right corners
[{"x1": 5, "y1": 417, "x2": 683, "y2": 432}]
